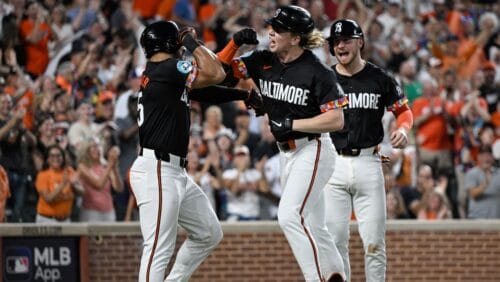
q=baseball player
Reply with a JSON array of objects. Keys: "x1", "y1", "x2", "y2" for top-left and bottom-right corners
[
  {"x1": 218, "y1": 6, "x2": 347, "y2": 282},
  {"x1": 324, "y1": 19, "x2": 414, "y2": 282},
  {"x1": 129, "y1": 21, "x2": 259, "y2": 282}
]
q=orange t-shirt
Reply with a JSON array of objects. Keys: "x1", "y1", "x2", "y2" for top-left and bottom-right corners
[
  {"x1": 35, "y1": 167, "x2": 75, "y2": 218},
  {"x1": 133, "y1": 0, "x2": 163, "y2": 18},
  {"x1": 491, "y1": 111, "x2": 500, "y2": 128},
  {"x1": 198, "y1": 3, "x2": 217, "y2": 43},
  {"x1": 19, "y1": 19, "x2": 51, "y2": 76},
  {"x1": 412, "y1": 97, "x2": 452, "y2": 150},
  {"x1": 0, "y1": 165, "x2": 10, "y2": 222},
  {"x1": 425, "y1": 210, "x2": 437, "y2": 220},
  {"x1": 156, "y1": 0, "x2": 176, "y2": 19}
]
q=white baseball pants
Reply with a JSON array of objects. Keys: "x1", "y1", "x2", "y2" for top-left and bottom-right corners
[
  {"x1": 278, "y1": 135, "x2": 345, "y2": 282},
  {"x1": 130, "y1": 155, "x2": 223, "y2": 282},
  {"x1": 324, "y1": 148, "x2": 387, "y2": 282}
]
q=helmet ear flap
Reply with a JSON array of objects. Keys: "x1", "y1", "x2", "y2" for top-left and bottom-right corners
[{"x1": 328, "y1": 39, "x2": 335, "y2": 56}]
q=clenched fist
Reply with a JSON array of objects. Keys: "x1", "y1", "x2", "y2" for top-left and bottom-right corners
[{"x1": 233, "y1": 28, "x2": 259, "y2": 46}]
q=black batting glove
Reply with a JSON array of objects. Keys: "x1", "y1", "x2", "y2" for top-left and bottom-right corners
[
  {"x1": 244, "y1": 89, "x2": 265, "y2": 116},
  {"x1": 270, "y1": 117, "x2": 293, "y2": 136},
  {"x1": 233, "y1": 28, "x2": 259, "y2": 46}
]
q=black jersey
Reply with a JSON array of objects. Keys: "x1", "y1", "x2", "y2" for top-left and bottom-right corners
[
  {"x1": 137, "y1": 59, "x2": 196, "y2": 158},
  {"x1": 330, "y1": 62, "x2": 407, "y2": 149},
  {"x1": 235, "y1": 50, "x2": 347, "y2": 142}
]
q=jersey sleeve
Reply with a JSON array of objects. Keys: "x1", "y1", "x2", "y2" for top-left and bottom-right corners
[
  {"x1": 171, "y1": 60, "x2": 198, "y2": 89},
  {"x1": 230, "y1": 50, "x2": 264, "y2": 80},
  {"x1": 384, "y1": 75, "x2": 408, "y2": 112},
  {"x1": 317, "y1": 71, "x2": 349, "y2": 113}
]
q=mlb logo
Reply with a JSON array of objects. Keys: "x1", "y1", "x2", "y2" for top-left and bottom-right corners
[
  {"x1": 4, "y1": 247, "x2": 32, "y2": 280},
  {"x1": 6, "y1": 256, "x2": 29, "y2": 274}
]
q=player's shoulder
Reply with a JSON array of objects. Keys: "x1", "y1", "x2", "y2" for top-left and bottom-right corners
[
  {"x1": 303, "y1": 51, "x2": 334, "y2": 75},
  {"x1": 239, "y1": 49, "x2": 272, "y2": 60},
  {"x1": 365, "y1": 61, "x2": 394, "y2": 80}
]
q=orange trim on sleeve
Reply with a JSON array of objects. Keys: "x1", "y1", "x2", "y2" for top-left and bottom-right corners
[
  {"x1": 217, "y1": 39, "x2": 239, "y2": 65},
  {"x1": 394, "y1": 106, "x2": 413, "y2": 131}
]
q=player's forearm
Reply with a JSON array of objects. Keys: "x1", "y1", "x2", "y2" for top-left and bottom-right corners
[
  {"x1": 394, "y1": 106, "x2": 413, "y2": 132},
  {"x1": 293, "y1": 109, "x2": 344, "y2": 133}
]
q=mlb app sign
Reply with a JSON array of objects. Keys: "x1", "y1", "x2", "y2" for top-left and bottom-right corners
[{"x1": 3, "y1": 237, "x2": 79, "y2": 282}]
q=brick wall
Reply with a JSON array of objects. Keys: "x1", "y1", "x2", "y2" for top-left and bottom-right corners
[
  {"x1": 85, "y1": 222, "x2": 500, "y2": 282},
  {"x1": 2, "y1": 221, "x2": 500, "y2": 282}
]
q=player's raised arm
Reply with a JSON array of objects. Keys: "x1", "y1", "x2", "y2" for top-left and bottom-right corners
[{"x1": 179, "y1": 27, "x2": 225, "y2": 89}]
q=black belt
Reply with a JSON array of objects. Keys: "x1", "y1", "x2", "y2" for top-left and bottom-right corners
[
  {"x1": 139, "y1": 148, "x2": 188, "y2": 168},
  {"x1": 336, "y1": 146, "x2": 378, "y2": 156},
  {"x1": 277, "y1": 135, "x2": 320, "y2": 152}
]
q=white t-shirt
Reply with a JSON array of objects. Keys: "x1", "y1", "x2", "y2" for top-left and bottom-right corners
[{"x1": 222, "y1": 168, "x2": 261, "y2": 219}]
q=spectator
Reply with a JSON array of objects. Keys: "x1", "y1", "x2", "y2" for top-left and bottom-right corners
[
  {"x1": 386, "y1": 189, "x2": 409, "y2": 219},
  {"x1": 222, "y1": 145, "x2": 267, "y2": 221},
  {"x1": 19, "y1": 1, "x2": 53, "y2": 78},
  {"x1": 479, "y1": 61, "x2": 499, "y2": 114},
  {"x1": 0, "y1": 165, "x2": 10, "y2": 222},
  {"x1": 213, "y1": 127, "x2": 236, "y2": 170},
  {"x1": 114, "y1": 67, "x2": 143, "y2": 120},
  {"x1": 253, "y1": 115, "x2": 279, "y2": 162},
  {"x1": 376, "y1": 0, "x2": 402, "y2": 39},
  {"x1": 32, "y1": 114, "x2": 57, "y2": 172},
  {"x1": 464, "y1": 145, "x2": 500, "y2": 219},
  {"x1": 400, "y1": 164, "x2": 436, "y2": 218},
  {"x1": 234, "y1": 109, "x2": 260, "y2": 159},
  {"x1": 76, "y1": 138, "x2": 123, "y2": 222},
  {"x1": 417, "y1": 189, "x2": 452, "y2": 220},
  {"x1": 413, "y1": 80, "x2": 453, "y2": 174},
  {"x1": 0, "y1": 93, "x2": 36, "y2": 222},
  {"x1": 115, "y1": 93, "x2": 139, "y2": 220},
  {"x1": 34, "y1": 144, "x2": 83, "y2": 223},
  {"x1": 67, "y1": 101, "x2": 99, "y2": 151},
  {"x1": 202, "y1": 105, "x2": 225, "y2": 141},
  {"x1": 186, "y1": 150, "x2": 221, "y2": 211},
  {"x1": 257, "y1": 152, "x2": 281, "y2": 220},
  {"x1": 67, "y1": 0, "x2": 102, "y2": 32},
  {"x1": 94, "y1": 91, "x2": 119, "y2": 154},
  {"x1": 48, "y1": 4, "x2": 74, "y2": 57}
]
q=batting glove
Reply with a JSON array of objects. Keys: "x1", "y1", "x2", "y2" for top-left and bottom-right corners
[
  {"x1": 245, "y1": 89, "x2": 265, "y2": 116},
  {"x1": 233, "y1": 28, "x2": 259, "y2": 46},
  {"x1": 270, "y1": 117, "x2": 293, "y2": 136}
]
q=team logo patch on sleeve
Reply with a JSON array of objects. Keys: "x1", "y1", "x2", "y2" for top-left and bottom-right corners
[{"x1": 177, "y1": 61, "x2": 193, "y2": 74}]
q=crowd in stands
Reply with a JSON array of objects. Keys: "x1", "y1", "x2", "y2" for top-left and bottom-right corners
[{"x1": 0, "y1": 0, "x2": 498, "y2": 223}]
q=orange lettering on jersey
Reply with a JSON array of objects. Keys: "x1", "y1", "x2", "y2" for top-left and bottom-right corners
[{"x1": 140, "y1": 76, "x2": 150, "y2": 88}]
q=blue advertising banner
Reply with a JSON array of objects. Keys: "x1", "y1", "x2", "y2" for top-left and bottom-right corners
[{"x1": 2, "y1": 237, "x2": 79, "y2": 282}]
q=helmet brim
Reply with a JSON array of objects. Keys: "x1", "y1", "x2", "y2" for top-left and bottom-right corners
[
  {"x1": 265, "y1": 18, "x2": 290, "y2": 33},
  {"x1": 327, "y1": 35, "x2": 363, "y2": 42}
]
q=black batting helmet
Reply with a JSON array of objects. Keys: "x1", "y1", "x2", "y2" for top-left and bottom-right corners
[
  {"x1": 327, "y1": 19, "x2": 364, "y2": 42},
  {"x1": 265, "y1": 5, "x2": 315, "y2": 34},
  {"x1": 140, "y1": 21, "x2": 180, "y2": 58}
]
